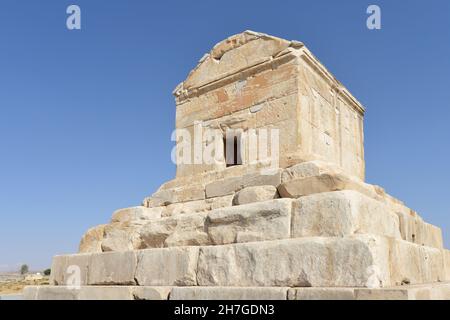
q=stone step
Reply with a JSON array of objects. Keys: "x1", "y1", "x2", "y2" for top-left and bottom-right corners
[
  {"x1": 289, "y1": 282, "x2": 450, "y2": 300},
  {"x1": 50, "y1": 236, "x2": 449, "y2": 289},
  {"x1": 104, "y1": 191, "x2": 407, "y2": 252},
  {"x1": 23, "y1": 282, "x2": 450, "y2": 300},
  {"x1": 80, "y1": 162, "x2": 444, "y2": 253}
]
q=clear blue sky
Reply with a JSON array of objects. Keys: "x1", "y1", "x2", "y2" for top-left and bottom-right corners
[{"x1": 0, "y1": 0, "x2": 449, "y2": 271}]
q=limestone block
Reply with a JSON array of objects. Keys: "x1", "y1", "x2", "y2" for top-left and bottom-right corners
[
  {"x1": 444, "y1": 249, "x2": 450, "y2": 280},
  {"x1": 396, "y1": 210, "x2": 443, "y2": 248},
  {"x1": 111, "y1": 206, "x2": 163, "y2": 223},
  {"x1": 25, "y1": 283, "x2": 450, "y2": 300},
  {"x1": 132, "y1": 287, "x2": 172, "y2": 300},
  {"x1": 33, "y1": 286, "x2": 79, "y2": 300},
  {"x1": 176, "y1": 57, "x2": 299, "y2": 128},
  {"x1": 183, "y1": 31, "x2": 291, "y2": 91},
  {"x1": 145, "y1": 184, "x2": 205, "y2": 207},
  {"x1": 50, "y1": 253, "x2": 90, "y2": 286},
  {"x1": 24, "y1": 286, "x2": 173, "y2": 300},
  {"x1": 232, "y1": 185, "x2": 279, "y2": 205},
  {"x1": 101, "y1": 228, "x2": 133, "y2": 252},
  {"x1": 22, "y1": 286, "x2": 39, "y2": 300},
  {"x1": 207, "y1": 199, "x2": 292, "y2": 245},
  {"x1": 415, "y1": 222, "x2": 443, "y2": 249},
  {"x1": 77, "y1": 286, "x2": 133, "y2": 300},
  {"x1": 281, "y1": 160, "x2": 343, "y2": 182},
  {"x1": 163, "y1": 195, "x2": 233, "y2": 217},
  {"x1": 389, "y1": 239, "x2": 445, "y2": 286},
  {"x1": 74, "y1": 286, "x2": 171, "y2": 300},
  {"x1": 291, "y1": 191, "x2": 401, "y2": 239},
  {"x1": 144, "y1": 190, "x2": 173, "y2": 207},
  {"x1": 355, "y1": 282, "x2": 450, "y2": 300},
  {"x1": 355, "y1": 288, "x2": 409, "y2": 300},
  {"x1": 205, "y1": 176, "x2": 241, "y2": 198},
  {"x1": 209, "y1": 195, "x2": 234, "y2": 210},
  {"x1": 197, "y1": 236, "x2": 390, "y2": 288},
  {"x1": 170, "y1": 287, "x2": 288, "y2": 300},
  {"x1": 288, "y1": 288, "x2": 355, "y2": 300},
  {"x1": 135, "y1": 247, "x2": 199, "y2": 286},
  {"x1": 164, "y1": 200, "x2": 210, "y2": 217},
  {"x1": 88, "y1": 251, "x2": 137, "y2": 285},
  {"x1": 101, "y1": 222, "x2": 142, "y2": 252},
  {"x1": 139, "y1": 213, "x2": 209, "y2": 248},
  {"x1": 205, "y1": 170, "x2": 281, "y2": 198},
  {"x1": 278, "y1": 173, "x2": 377, "y2": 199},
  {"x1": 79, "y1": 224, "x2": 106, "y2": 253},
  {"x1": 254, "y1": 94, "x2": 299, "y2": 128}
]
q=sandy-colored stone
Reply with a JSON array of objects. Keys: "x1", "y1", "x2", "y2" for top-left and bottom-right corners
[
  {"x1": 88, "y1": 251, "x2": 137, "y2": 285},
  {"x1": 232, "y1": 185, "x2": 278, "y2": 205},
  {"x1": 355, "y1": 282, "x2": 450, "y2": 300},
  {"x1": 135, "y1": 247, "x2": 199, "y2": 286},
  {"x1": 132, "y1": 287, "x2": 172, "y2": 300},
  {"x1": 444, "y1": 249, "x2": 450, "y2": 280},
  {"x1": 139, "y1": 213, "x2": 209, "y2": 248},
  {"x1": 170, "y1": 287, "x2": 288, "y2": 300},
  {"x1": 111, "y1": 206, "x2": 163, "y2": 223},
  {"x1": 23, "y1": 286, "x2": 172, "y2": 300},
  {"x1": 77, "y1": 286, "x2": 133, "y2": 300},
  {"x1": 164, "y1": 200, "x2": 210, "y2": 217},
  {"x1": 197, "y1": 235, "x2": 390, "y2": 288},
  {"x1": 31, "y1": 286, "x2": 79, "y2": 300},
  {"x1": 144, "y1": 184, "x2": 205, "y2": 207},
  {"x1": 207, "y1": 199, "x2": 292, "y2": 245},
  {"x1": 396, "y1": 210, "x2": 443, "y2": 248},
  {"x1": 278, "y1": 173, "x2": 376, "y2": 199},
  {"x1": 205, "y1": 171, "x2": 281, "y2": 198},
  {"x1": 182, "y1": 31, "x2": 291, "y2": 90},
  {"x1": 50, "y1": 253, "x2": 90, "y2": 286},
  {"x1": 288, "y1": 288, "x2": 355, "y2": 300},
  {"x1": 389, "y1": 239, "x2": 445, "y2": 286},
  {"x1": 22, "y1": 286, "x2": 39, "y2": 300},
  {"x1": 281, "y1": 160, "x2": 343, "y2": 182},
  {"x1": 101, "y1": 222, "x2": 142, "y2": 252},
  {"x1": 79, "y1": 224, "x2": 106, "y2": 253},
  {"x1": 292, "y1": 191, "x2": 401, "y2": 239},
  {"x1": 163, "y1": 195, "x2": 233, "y2": 217}
]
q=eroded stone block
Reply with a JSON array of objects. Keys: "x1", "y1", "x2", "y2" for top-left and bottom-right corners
[
  {"x1": 79, "y1": 224, "x2": 106, "y2": 253},
  {"x1": 170, "y1": 287, "x2": 288, "y2": 300},
  {"x1": 207, "y1": 199, "x2": 292, "y2": 245},
  {"x1": 278, "y1": 173, "x2": 376, "y2": 199},
  {"x1": 288, "y1": 288, "x2": 355, "y2": 300},
  {"x1": 50, "y1": 253, "x2": 90, "y2": 286},
  {"x1": 232, "y1": 185, "x2": 279, "y2": 205},
  {"x1": 389, "y1": 239, "x2": 445, "y2": 286},
  {"x1": 88, "y1": 251, "x2": 137, "y2": 285},
  {"x1": 111, "y1": 206, "x2": 163, "y2": 223},
  {"x1": 197, "y1": 235, "x2": 390, "y2": 288},
  {"x1": 205, "y1": 171, "x2": 281, "y2": 198},
  {"x1": 135, "y1": 247, "x2": 199, "y2": 286},
  {"x1": 139, "y1": 213, "x2": 209, "y2": 248},
  {"x1": 292, "y1": 191, "x2": 401, "y2": 239}
]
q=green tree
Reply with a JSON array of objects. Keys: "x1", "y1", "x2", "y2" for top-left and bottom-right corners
[
  {"x1": 43, "y1": 268, "x2": 51, "y2": 276},
  {"x1": 20, "y1": 264, "x2": 29, "y2": 275}
]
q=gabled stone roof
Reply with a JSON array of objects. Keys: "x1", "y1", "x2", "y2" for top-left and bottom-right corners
[{"x1": 173, "y1": 30, "x2": 365, "y2": 115}]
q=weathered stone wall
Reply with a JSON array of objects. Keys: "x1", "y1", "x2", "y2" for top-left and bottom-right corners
[{"x1": 172, "y1": 31, "x2": 365, "y2": 181}]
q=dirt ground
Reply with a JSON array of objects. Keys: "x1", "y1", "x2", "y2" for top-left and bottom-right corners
[{"x1": 0, "y1": 276, "x2": 50, "y2": 295}]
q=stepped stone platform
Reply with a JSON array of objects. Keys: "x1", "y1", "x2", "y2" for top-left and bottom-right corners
[
  {"x1": 24, "y1": 283, "x2": 450, "y2": 300},
  {"x1": 25, "y1": 31, "x2": 450, "y2": 300}
]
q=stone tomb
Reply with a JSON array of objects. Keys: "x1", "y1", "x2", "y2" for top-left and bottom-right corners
[{"x1": 25, "y1": 31, "x2": 450, "y2": 300}]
